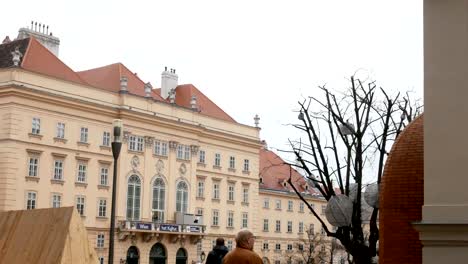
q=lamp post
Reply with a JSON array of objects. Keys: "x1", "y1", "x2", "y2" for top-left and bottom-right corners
[
  {"x1": 200, "y1": 251, "x2": 206, "y2": 264},
  {"x1": 108, "y1": 119, "x2": 123, "y2": 264}
]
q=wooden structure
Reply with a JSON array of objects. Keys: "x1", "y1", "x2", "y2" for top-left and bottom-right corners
[{"x1": 0, "y1": 206, "x2": 98, "y2": 263}]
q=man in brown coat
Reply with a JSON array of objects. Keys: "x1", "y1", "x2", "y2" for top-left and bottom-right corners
[{"x1": 222, "y1": 230, "x2": 263, "y2": 264}]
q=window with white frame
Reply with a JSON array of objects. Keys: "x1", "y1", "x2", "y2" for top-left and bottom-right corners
[
  {"x1": 229, "y1": 156, "x2": 235, "y2": 169},
  {"x1": 176, "y1": 181, "x2": 188, "y2": 213},
  {"x1": 102, "y1": 131, "x2": 110, "y2": 146},
  {"x1": 275, "y1": 243, "x2": 281, "y2": 250},
  {"x1": 298, "y1": 244, "x2": 304, "y2": 251},
  {"x1": 309, "y1": 224, "x2": 315, "y2": 234},
  {"x1": 176, "y1": 144, "x2": 191, "y2": 160},
  {"x1": 76, "y1": 196, "x2": 85, "y2": 216},
  {"x1": 28, "y1": 157, "x2": 39, "y2": 177},
  {"x1": 287, "y1": 221, "x2": 293, "y2": 233},
  {"x1": 321, "y1": 205, "x2": 326, "y2": 216},
  {"x1": 299, "y1": 222, "x2": 304, "y2": 233},
  {"x1": 263, "y1": 219, "x2": 269, "y2": 231},
  {"x1": 299, "y1": 202, "x2": 305, "y2": 212},
  {"x1": 196, "y1": 207, "x2": 204, "y2": 216},
  {"x1": 152, "y1": 178, "x2": 166, "y2": 223},
  {"x1": 212, "y1": 210, "x2": 219, "y2": 226},
  {"x1": 276, "y1": 200, "x2": 281, "y2": 210},
  {"x1": 227, "y1": 240, "x2": 233, "y2": 251},
  {"x1": 184, "y1": 145, "x2": 190, "y2": 160},
  {"x1": 197, "y1": 180, "x2": 204, "y2": 198},
  {"x1": 53, "y1": 160, "x2": 63, "y2": 180},
  {"x1": 212, "y1": 181, "x2": 220, "y2": 200},
  {"x1": 129, "y1": 135, "x2": 144, "y2": 152},
  {"x1": 31, "y1": 117, "x2": 40, "y2": 134},
  {"x1": 154, "y1": 140, "x2": 168, "y2": 156},
  {"x1": 214, "y1": 153, "x2": 221, "y2": 167},
  {"x1": 263, "y1": 198, "x2": 269, "y2": 208},
  {"x1": 288, "y1": 200, "x2": 293, "y2": 211},
  {"x1": 228, "y1": 184, "x2": 235, "y2": 201},
  {"x1": 199, "y1": 150, "x2": 205, "y2": 163},
  {"x1": 99, "y1": 257, "x2": 104, "y2": 264},
  {"x1": 98, "y1": 199, "x2": 107, "y2": 217},
  {"x1": 97, "y1": 233, "x2": 105, "y2": 248},
  {"x1": 100, "y1": 167, "x2": 108, "y2": 186},
  {"x1": 80, "y1": 127, "x2": 88, "y2": 143},
  {"x1": 243, "y1": 159, "x2": 250, "y2": 171},
  {"x1": 56, "y1": 122, "x2": 65, "y2": 138},
  {"x1": 275, "y1": 220, "x2": 281, "y2": 232},
  {"x1": 227, "y1": 210, "x2": 234, "y2": 228},
  {"x1": 242, "y1": 187, "x2": 249, "y2": 203},
  {"x1": 242, "y1": 212, "x2": 248, "y2": 228},
  {"x1": 52, "y1": 193, "x2": 61, "y2": 208},
  {"x1": 26, "y1": 191, "x2": 37, "y2": 210},
  {"x1": 263, "y1": 242, "x2": 269, "y2": 250},
  {"x1": 77, "y1": 163, "x2": 87, "y2": 183},
  {"x1": 287, "y1": 244, "x2": 293, "y2": 251},
  {"x1": 127, "y1": 175, "x2": 141, "y2": 220}
]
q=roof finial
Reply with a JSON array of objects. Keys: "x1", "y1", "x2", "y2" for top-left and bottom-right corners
[
  {"x1": 11, "y1": 46, "x2": 23, "y2": 67},
  {"x1": 144, "y1": 82, "x2": 153, "y2": 98},
  {"x1": 34, "y1": 22, "x2": 37, "y2": 31},
  {"x1": 254, "y1": 114, "x2": 260, "y2": 128},
  {"x1": 30, "y1": 21, "x2": 33, "y2": 30}
]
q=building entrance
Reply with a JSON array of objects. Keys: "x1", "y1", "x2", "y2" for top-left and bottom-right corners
[
  {"x1": 175, "y1": 248, "x2": 187, "y2": 264},
  {"x1": 126, "y1": 246, "x2": 140, "y2": 264},
  {"x1": 149, "y1": 243, "x2": 167, "y2": 264}
]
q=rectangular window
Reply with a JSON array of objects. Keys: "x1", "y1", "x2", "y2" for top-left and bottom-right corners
[
  {"x1": 129, "y1": 135, "x2": 144, "y2": 151},
  {"x1": 53, "y1": 160, "x2": 63, "y2": 180},
  {"x1": 32, "y1": 117, "x2": 40, "y2": 134},
  {"x1": 228, "y1": 184, "x2": 235, "y2": 201},
  {"x1": 298, "y1": 244, "x2": 304, "y2": 251},
  {"x1": 177, "y1": 145, "x2": 183, "y2": 159},
  {"x1": 309, "y1": 224, "x2": 315, "y2": 234},
  {"x1": 184, "y1": 145, "x2": 190, "y2": 160},
  {"x1": 242, "y1": 212, "x2": 248, "y2": 228},
  {"x1": 154, "y1": 140, "x2": 168, "y2": 156},
  {"x1": 214, "y1": 153, "x2": 221, "y2": 167},
  {"x1": 288, "y1": 200, "x2": 293, "y2": 211},
  {"x1": 80, "y1": 127, "x2": 88, "y2": 143},
  {"x1": 287, "y1": 244, "x2": 293, "y2": 251},
  {"x1": 276, "y1": 200, "x2": 281, "y2": 210},
  {"x1": 98, "y1": 199, "x2": 107, "y2": 217},
  {"x1": 321, "y1": 205, "x2": 327, "y2": 216},
  {"x1": 227, "y1": 211, "x2": 234, "y2": 228},
  {"x1": 263, "y1": 198, "x2": 269, "y2": 208},
  {"x1": 242, "y1": 187, "x2": 249, "y2": 203},
  {"x1": 275, "y1": 244, "x2": 281, "y2": 250},
  {"x1": 102, "y1": 131, "x2": 110, "y2": 146},
  {"x1": 76, "y1": 196, "x2": 85, "y2": 216},
  {"x1": 263, "y1": 219, "x2": 269, "y2": 231},
  {"x1": 199, "y1": 150, "x2": 205, "y2": 163},
  {"x1": 99, "y1": 257, "x2": 104, "y2": 264},
  {"x1": 227, "y1": 240, "x2": 233, "y2": 251},
  {"x1": 197, "y1": 181, "x2": 205, "y2": 198},
  {"x1": 212, "y1": 210, "x2": 219, "y2": 226},
  {"x1": 275, "y1": 220, "x2": 281, "y2": 232},
  {"x1": 229, "y1": 156, "x2": 235, "y2": 169},
  {"x1": 243, "y1": 159, "x2": 250, "y2": 171},
  {"x1": 28, "y1": 157, "x2": 39, "y2": 177},
  {"x1": 299, "y1": 202, "x2": 305, "y2": 212},
  {"x1": 77, "y1": 163, "x2": 87, "y2": 183},
  {"x1": 263, "y1": 242, "x2": 269, "y2": 250},
  {"x1": 196, "y1": 208, "x2": 204, "y2": 216},
  {"x1": 213, "y1": 182, "x2": 220, "y2": 199},
  {"x1": 52, "y1": 193, "x2": 61, "y2": 208},
  {"x1": 321, "y1": 226, "x2": 326, "y2": 235},
  {"x1": 26, "y1": 191, "x2": 37, "y2": 210},
  {"x1": 287, "y1": 221, "x2": 293, "y2": 233},
  {"x1": 299, "y1": 222, "x2": 304, "y2": 233},
  {"x1": 100, "y1": 167, "x2": 108, "y2": 186},
  {"x1": 56, "y1": 122, "x2": 65, "y2": 138},
  {"x1": 97, "y1": 233, "x2": 105, "y2": 248}
]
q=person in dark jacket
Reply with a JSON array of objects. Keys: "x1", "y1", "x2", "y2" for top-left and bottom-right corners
[{"x1": 205, "y1": 237, "x2": 229, "y2": 264}]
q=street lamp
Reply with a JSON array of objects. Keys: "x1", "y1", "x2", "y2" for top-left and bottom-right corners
[
  {"x1": 200, "y1": 251, "x2": 206, "y2": 263},
  {"x1": 108, "y1": 119, "x2": 123, "y2": 264}
]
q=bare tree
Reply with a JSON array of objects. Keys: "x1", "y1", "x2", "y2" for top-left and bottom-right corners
[{"x1": 285, "y1": 76, "x2": 422, "y2": 264}]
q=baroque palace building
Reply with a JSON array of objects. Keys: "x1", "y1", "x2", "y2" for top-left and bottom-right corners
[{"x1": 0, "y1": 25, "x2": 334, "y2": 264}]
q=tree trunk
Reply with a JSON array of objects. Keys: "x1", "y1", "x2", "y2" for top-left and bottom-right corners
[{"x1": 349, "y1": 245, "x2": 373, "y2": 264}]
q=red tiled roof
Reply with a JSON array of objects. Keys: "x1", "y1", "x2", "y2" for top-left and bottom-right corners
[{"x1": 259, "y1": 148, "x2": 315, "y2": 194}]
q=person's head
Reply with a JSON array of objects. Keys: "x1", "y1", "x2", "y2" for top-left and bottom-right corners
[
  {"x1": 216, "y1": 237, "x2": 225, "y2": 246},
  {"x1": 235, "y1": 230, "x2": 255, "y2": 250}
]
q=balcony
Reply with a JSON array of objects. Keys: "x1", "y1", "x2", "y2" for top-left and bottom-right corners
[{"x1": 118, "y1": 220, "x2": 205, "y2": 244}]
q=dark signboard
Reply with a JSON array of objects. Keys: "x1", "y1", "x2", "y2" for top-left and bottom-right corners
[
  {"x1": 160, "y1": 224, "x2": 180, "y2": 232},
  {"x1": 136, "y1": 222, "x2": 152, "y2": 230},
  {"x1": 187, "y1": 226, "x2": 201, "y2": 232}
]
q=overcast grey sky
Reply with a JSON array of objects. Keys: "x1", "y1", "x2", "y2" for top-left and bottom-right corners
[{"x1": 1, "y1": 0, "x2": 423, "y2": 161}]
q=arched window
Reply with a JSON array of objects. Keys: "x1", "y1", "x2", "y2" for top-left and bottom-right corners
[
  {"x1": 176, "y1": 181, "x2": 188, "y2": 213},
  {"x1": 127, "y1": 175, "x2": 141, "y2": 220},
  {"x1": 152, "y1": 177, "x2": 166, "y2": 223}
]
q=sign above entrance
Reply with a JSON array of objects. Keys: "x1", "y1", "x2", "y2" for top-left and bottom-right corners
[{"x1": 159, "y1": 224, "x2": 180, "y2": 232}]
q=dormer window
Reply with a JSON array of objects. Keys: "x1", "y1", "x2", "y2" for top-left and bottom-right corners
[
  {"x1": 305, "y1": 185, "x2": 309, "y2": 191},
  {"x1": 259, "y1": 177, "x2": 263, "y2": 184},
  {"x1": 283, "y1": 181, "x2": 287, "y2": 187}
]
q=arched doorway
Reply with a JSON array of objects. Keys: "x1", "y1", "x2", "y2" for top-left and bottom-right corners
[
  {"x1": 149, "y1": 243, "x2": 167, "y2": 264},
  {"x1": 176, "y1": 248, "x2": 187, "y2": 264},
  {"x1": 262, "y1": 257, "x2": 270, "y2": 264},
  {"x1": 126, "y1": 246, "x2": 140, "y2": 264}
]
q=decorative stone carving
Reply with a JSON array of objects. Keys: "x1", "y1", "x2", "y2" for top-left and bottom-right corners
[
  {"x1": 131, "y1": 155, "x2": 140, "y2": 172},
  {"x1": 179, "y1": 163, "x2": 187, "y2": 176},
  {"x1": 169, "y1": 141, "x2": 178, "y2": 151},
  {"x1": 144, "y1": 136, "x2": 154, "y2": 148},
  {"x1": 123, "y1": 131, "x2": 131, "y2": 142},
  {"x1": 190, "y1": 145, "x2": 200, "y2": 155},
  {"x1": 156, "y1": 160, "x2": 164, "y2": 174},
  {"x1": 11, "y1": 46, "x2": 23, "y2": 67}
]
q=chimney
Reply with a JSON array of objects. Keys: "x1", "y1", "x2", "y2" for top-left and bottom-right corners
[
  {"x1": 120, "y1": 76, "x2": 128, "y2": 93},
  {"x1": 144, "y1": 82, "x2": 153, "y2": 98},
  {"x1": 17, "y1": 21, "x2": 60, "y2": 56},
  {"x1": 161, "y1": 66, "x2": 178, "y2": 99}
]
